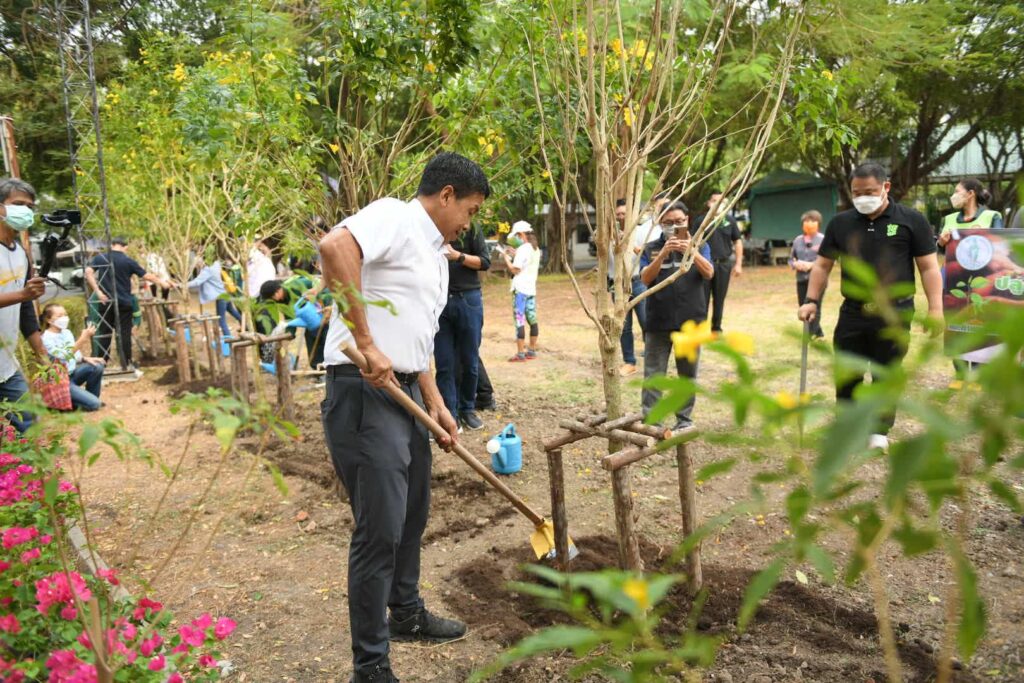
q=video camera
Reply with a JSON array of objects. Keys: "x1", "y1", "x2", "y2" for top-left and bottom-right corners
[{"x1": 38, "y1": 209, "x2": 81, "y2": 280}]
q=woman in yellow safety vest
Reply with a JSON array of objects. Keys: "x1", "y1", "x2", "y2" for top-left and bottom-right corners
[{"x1": 937, "y1": 177, "x2": 1003, "y2": 249}]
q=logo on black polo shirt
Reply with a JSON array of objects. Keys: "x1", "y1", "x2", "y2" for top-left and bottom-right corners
[{"x1": 886, "y1": 224, "x2": 899, "y2": 237}]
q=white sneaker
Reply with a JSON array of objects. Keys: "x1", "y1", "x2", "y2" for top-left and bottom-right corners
[{"x1": 868, "y1": 434, "x2": 889, "y2": 452}]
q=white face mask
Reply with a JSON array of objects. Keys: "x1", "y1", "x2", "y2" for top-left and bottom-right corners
[
  {"x1": 53, "y1": 316, "x2": 70, "y2": 331},
  {"x1": 950, "y1": 192, "x2": 966, "y2": 210},
  {"x1": 852, "y1": 195, "x2": 884, "y2": 215}
]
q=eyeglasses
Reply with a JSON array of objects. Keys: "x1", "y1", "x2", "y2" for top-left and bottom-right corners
[{"x1": 659, "y1": 220, "x2": 687, "y2": 228}]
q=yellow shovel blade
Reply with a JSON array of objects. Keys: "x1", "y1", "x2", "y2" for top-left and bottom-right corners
[{"x1": 530, "y1": 520, "x2": 577, "y2": 561}]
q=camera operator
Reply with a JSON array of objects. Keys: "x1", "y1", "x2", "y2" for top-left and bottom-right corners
[
  {"x1": 85, "y1": 236, "x2": 174, "y2": 370},
  {"x1": 0, "y1": 178, "x2": 51, "y2": 431}
]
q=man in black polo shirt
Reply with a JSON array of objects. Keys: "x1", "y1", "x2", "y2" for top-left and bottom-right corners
[
  {"x1": 798, "y1": 163, "x2": 942, "y2": 451},
  {"x1": 85, "y1": 237, "x2": 174, "y2": 370},
  {"x1": 434, "y1": 223, "x2": 490, "y2": 431},
  {"x1": 695, "y1": 191, "x2": 743, "y2": 333},
  {"x1": 640, "y1": 202, "x2": 714, "y2": 431}
]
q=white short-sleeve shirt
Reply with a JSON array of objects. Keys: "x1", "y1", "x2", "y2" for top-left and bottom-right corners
[
  {"x1": 322, "y1": 198, "x2": 449, "y2": 374},
  {"x1": 510, "y1": 243, "x2": 540, "y2": 296}
]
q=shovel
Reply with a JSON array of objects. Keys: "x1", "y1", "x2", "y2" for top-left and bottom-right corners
[
  {"x1": 339, "y1": 343, "x2": 578, "y2": 562},
  {"x1": 798, "y1": 320, "x2": 810, "y2": 448}
]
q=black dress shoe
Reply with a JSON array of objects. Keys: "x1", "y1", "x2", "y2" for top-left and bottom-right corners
[
  {"x1": 350, "y1": 664, "x2": 399, "y2": 683},
  {"x1": 389, "y1": 608, "x2": 467, "y2": 642}
]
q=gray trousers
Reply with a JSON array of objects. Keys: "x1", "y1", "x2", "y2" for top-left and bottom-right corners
[
  {"x1": 322, "y1": 372, "x2": 431, "y2": 674},
  {"x1": 642, "y1": 330, "x2": 699, "y2": 424}
]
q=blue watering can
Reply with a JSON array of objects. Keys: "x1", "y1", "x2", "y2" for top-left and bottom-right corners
[{"x1": 487, "y1": 423, "x2": 522, "y2": 475}]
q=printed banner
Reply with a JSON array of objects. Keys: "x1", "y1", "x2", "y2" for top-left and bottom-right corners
[{"x1": 943, "y1": 228, "x2": 1024, "y2": 360}]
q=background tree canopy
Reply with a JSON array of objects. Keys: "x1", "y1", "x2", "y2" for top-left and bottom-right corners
[{"x1": 2, "y1": 0, "x2": 1021, "y2": 266}]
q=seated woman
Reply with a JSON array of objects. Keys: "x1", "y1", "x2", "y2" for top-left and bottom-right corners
[{"x1": 40, "y1": 304, "x2": 105, "y2": 411}]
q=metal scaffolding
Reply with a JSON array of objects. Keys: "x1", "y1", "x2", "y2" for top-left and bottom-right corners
[{"x1": 54, "y1": 0, "x2": 131, "y2": 373}]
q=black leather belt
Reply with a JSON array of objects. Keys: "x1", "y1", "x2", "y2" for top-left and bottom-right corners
[{"x1": 327, "y1": 364, "x2": 420, "y2": 385}]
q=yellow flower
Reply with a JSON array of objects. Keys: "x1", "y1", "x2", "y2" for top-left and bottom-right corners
[
  {"x1": 293, "y1": 92, "x2": 302, "y2": 102},
  {"x1": 477, "y1": 136, "x2": 488, "y2": 147},
  {"x1": 821, "y1": 69, "x2": 834, "y2": 81},
  {"x1": 484, "y1": 143, "x2": 495, "y2": 156},
  {"x1": 631, "y1": 39, "x2": 648, "y2": 59},
  {"x1": 148, "y1": 89, "x2": 159, "y2": 96},
  {"x1": 622, "y1": 577, "x2": 650, "y2": 610},
  {"x1": 622, "y1": 105, "x2": 634, "y2": 128},
  {"x1": 328, "y1": 143, "x2": 340, "y2": 154},
  {"x1": 163, "y1": 177, "x2": 175, "y2": 188},
  {"x1": 540, "y1": 169, "x2": 551, "y2": 179},
  {"x1": 497, "y1": 221, "x2": 511, "y2": 234},
  {"x1": 171, "y1": 63, "x2": 186, "y2": 83},
  {"x1": 722, "y1": 331, "x2": 754, "y2": 356},
  {"x1": 774, "y1": 391, "x2": 810, "y2": 410},
  {"x1": 609, "y1": 38, "x2": 624, "y2": 58},
  {"x1": 671, "y1": 320, "x2": 714, "y2": 362},
  {"x1": 425, "y1": 61, "x2": 437, "y2": 74}
]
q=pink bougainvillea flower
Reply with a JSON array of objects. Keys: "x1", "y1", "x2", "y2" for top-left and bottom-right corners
[
  {"x1": 132, "y1": 597, "x2": 162, "y2": 621},
  {"x1": 147, "y1": 655, "x2": 165, "y2": 671},
  {"x1": 0, "y1": 614, "x2": 19, "y2": 634},
  {"x1": 191, "y1": 612, "x2": 212, "y2": 630},
  {"x1": 39, "y1": 534, "x2": 52, "y2": 545},
  {"x1": 96, "y1": 568, "x2": 118, "y2": 586},
  {"x1": 2, "y1": 527, "x2": 38, "y2": 549},
  {"x1": 35, "y1": 571, "x2": 92, "y2": 616},
  {"x1": 119, "y1": 622, "x2": 136, "y2": 641},
  {"x1": 139, "y1": 634, "x2": 162, "y2": 657},
  {"x1": 45, "y1": 649, "x2": 97, "y2": 683},
  {"x1": 19, "y1": 548, "x2": 40, "y2": 564},
  {"x1": 167, "y1": 674, "x2": 183, "y2": 683},
  {"x1": 214, "y1": 616, "x2": 236, "y2": 640},
  {"x1": 59, "y1": 605, "x2": 78, "y2": 620},
  {"x1": 198, "y1": 654, "x2": 216, "y2": 668},
  {"x1": 177, "y1": 624, "x2": 204, "y2": 648},
  {"x1": 0, "y1": 561, "x2": 10, "y2": 574}
]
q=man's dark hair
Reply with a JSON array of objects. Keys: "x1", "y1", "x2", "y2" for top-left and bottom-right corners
[
  {"x1": 664, "y1": 201, "x2": 689, "y2": 215},
  {"x1": 417, "y1": 152, "x2": 491, "y2": 199},
  {"x1": 0, "y1": 178, "x2": 36, "y2": 202},
  {"x1": 111, "y1": 236, "x2": 128, "y2": 246},
  {"x1": 615, "y1": 198, "x2": 627, "y2": 207},
  {"x1": 850, "y1": 163, "x2": 888, "y2": 183},
  {"x1": 259, "y1": 279, "x2": 283, "y2": 301}
]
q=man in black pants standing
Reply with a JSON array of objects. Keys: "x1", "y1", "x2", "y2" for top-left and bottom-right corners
[
  {"x1": 434, "y1": 222, "x2": 490, "y2": 431},
  {"x1": 696, "y1": 191, "x2": 743, "y2": 333},
  {"x1": 319, "y1": 153, "x2": 489, "y2": 683},
  {"x1": 798, "y1": 162, "x2": 942, "y2": 453},
  {"x1": 85, "y1": 237, "x2": 173, "y2": 370}
]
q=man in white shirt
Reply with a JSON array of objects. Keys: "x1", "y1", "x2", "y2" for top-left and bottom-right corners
[
  {"x1": 246, "y1": 240, "x2": 276, "y2": 297},
  {"x1": 0, "y1": 178, "x2": 49, "y2": 431},
  {"x1": 319, "y1": 153, "x2": 489, "y2": 683}
]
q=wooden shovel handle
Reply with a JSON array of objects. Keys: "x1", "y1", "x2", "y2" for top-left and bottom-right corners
[{"x1": 339, "y1": 344, "x2": 546, "y2": 526}]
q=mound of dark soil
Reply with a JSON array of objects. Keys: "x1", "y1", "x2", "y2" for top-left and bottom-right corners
[{"x1": 444, "y1": 535, "x2": 979, "y2": 683}]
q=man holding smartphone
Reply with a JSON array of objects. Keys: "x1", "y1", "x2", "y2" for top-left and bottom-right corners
[{"x1": 639, "y1": 202, "x2": 714, "y2": 431}]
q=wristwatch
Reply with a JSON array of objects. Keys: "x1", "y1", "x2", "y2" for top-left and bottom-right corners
[
  {"x1": 804, "y1": 298, "x2": 820, "y2": 307},
  {"x1": 456, "y1": 252, "x2": 466, "y2": 264}
]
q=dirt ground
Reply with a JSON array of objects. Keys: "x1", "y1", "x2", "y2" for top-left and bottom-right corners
[{"x1": 76, "y1": 266, "x2": 1024, "y2": 682}]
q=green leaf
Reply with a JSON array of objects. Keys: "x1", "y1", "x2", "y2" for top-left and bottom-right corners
[
  {"x1": 814, "y1": 400, "x2": 878, "y2": 496},
  {"x1": 78, "y1": 423, "x2": 100, "y2": 459},
  {"x1": 43, "y1": 476, "x2": 59, "y2": 506},
  {"x1": 468, "y1": 626, "x2": 604, "y2": 682},
  {"x1": 951, "y1": 289, "x2": 967, "y2": 299},
  {"x1": 738, "y1": 558, "x2": 785, "y2": 630},
  {"x1": 804, "y1": 544, "x2": 836, "y2": 584},
  {"x1": 213, "y1": 413, "x2": 242, "y2": 451},
  {"x1": 785, "y1": 487, "x2": 811, "y2": 525},
  {"x1": 987, "y1": 479, "x2": 1022, "y2": 513},
  {"x1": 970, "y1": 277, "x2": 989, "y2": 289},
  {"x1": 695, "y1": 458, "x2": 736, "y2": 482},
  {"x1": 892, "y1": 524, "x2": 938, "y2": 556},
  {"x1": 265, "y1": 461, "x2": 289, "y2": 496},
  {"x1": 949, "y1": 542, "x2": 986, "y2": 659}
]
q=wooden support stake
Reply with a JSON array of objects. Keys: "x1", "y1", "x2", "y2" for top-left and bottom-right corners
[
  {"x1": 211, "y1": 322, "x2": 224, "y2": 376},
  {"x1": 558, "y1": 419, "x2": 654, "y2": 448},
  {"x1": 231, "y1": 343, "x2": 250, "y2": 403},
  {"x1": 144, "y1": 304, "x2": 160, "y2": 359},
  {"x1": 623, "y1": 422, "x2": 673, "y2": 439},
  {"x1": 188, "y1": 320, "x2": 203, "y2": 379},
  {"x1": 201, "y1": 318, "x2": 218, "y2": 379},
  {"x1": 677, "y1": 442, "x2": 703, "y2": 593},
  {"x1": 611, "y1": 468, "x2": 643, "y2": 571},
  {"x1": 274, "y1": 346, "x2": 295, "y2": 421},
  {"x1": 545, "y1": 448, "x2": 570, "y2": 571},
  {"x1": 173, "y1": 319, "x2": 191, "y2": 384},
  {"x1": 543, "y1": 413, "x2": 616, "y2": 451},
  {"x1": 601, "y1": 426, "x2": 700, "y2": 471}
]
